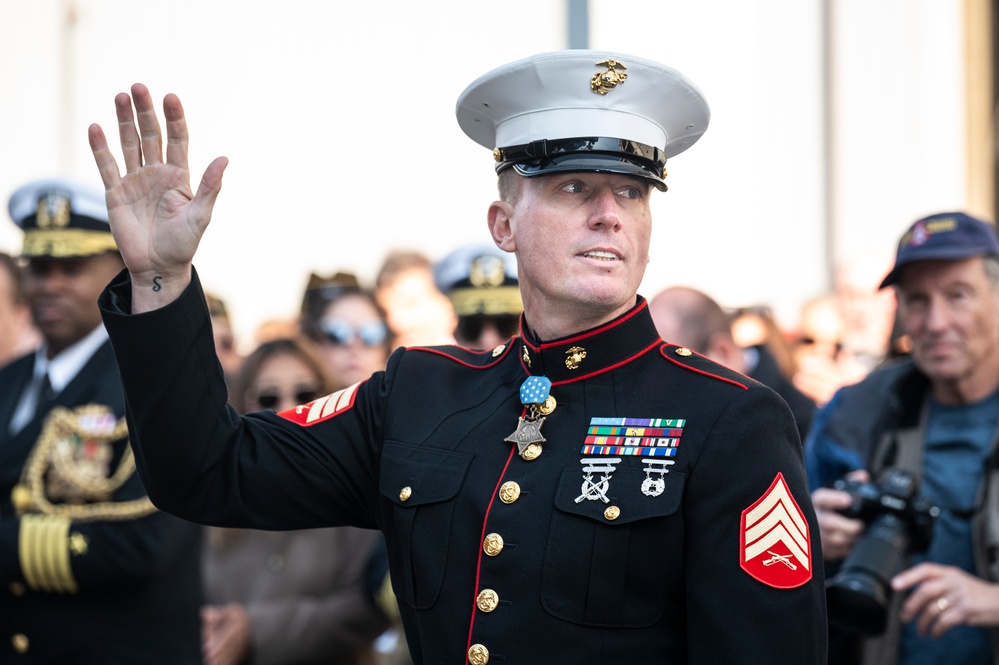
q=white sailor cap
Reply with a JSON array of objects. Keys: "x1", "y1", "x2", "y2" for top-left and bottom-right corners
[
  {"x1": 434, "y1": 243, "x2": 521, "y2": 317},
  {"x1": 456, "y1": 50, "x2": 710, "y2": 191},
  {"x1": 7, "y1": 178, "x2": 115, "y2": 258}
]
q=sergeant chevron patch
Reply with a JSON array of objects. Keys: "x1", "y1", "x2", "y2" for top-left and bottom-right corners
[
  {"x1": 740, "y1": 472, "x2": 811, "y2": 589},
  {"x1": 278, "y1": 382, "x2": 360, "y2": 426}
]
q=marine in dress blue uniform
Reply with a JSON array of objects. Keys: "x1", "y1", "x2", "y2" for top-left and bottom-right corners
[
  {"x1": 0, "y1": 179, "x2": 201, "y2": 663},
  {"x1": 94, "y1": 51, "x2": 828, "y2": 663}
]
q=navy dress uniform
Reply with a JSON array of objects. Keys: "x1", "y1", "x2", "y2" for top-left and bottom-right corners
[
  {"x1": 0, "y1": 179, "x2": 201, "y2": 663},
  {"x1": 98, "y1": 52, "x2": 827, "y2": 663}
]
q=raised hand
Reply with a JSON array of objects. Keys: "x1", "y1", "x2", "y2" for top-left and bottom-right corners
[{"x1": 88, "y1": 83, "x2": 228, "y2": 312}]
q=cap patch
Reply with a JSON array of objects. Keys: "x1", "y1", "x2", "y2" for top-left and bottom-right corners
[
  {"x1": 740, "y1": 472, "x2": 812, "y2": 589},
  {"x1": 900, "y1": 217, "x2": 956, "y2": 248}
]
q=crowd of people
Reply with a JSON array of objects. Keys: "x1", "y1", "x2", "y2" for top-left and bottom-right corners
[{"x1": 2, "y1": 47, "x2": 998, "y2": 665}]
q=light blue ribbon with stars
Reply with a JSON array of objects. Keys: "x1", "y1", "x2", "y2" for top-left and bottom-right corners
[{"x1": 520, "y1": 376, "x2": 552, "y2": 405}]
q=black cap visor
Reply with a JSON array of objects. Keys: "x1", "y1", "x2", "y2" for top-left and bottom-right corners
[{"x1": 496, "y1": 137, "x2": 667, "y2": 191}]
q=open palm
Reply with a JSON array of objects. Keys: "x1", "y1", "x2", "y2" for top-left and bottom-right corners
[{"x1": 89, "y1": 83, "x2": 227, "y2": 305}]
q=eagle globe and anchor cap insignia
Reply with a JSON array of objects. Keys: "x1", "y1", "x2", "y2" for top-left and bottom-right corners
[
  {"x1": 590, "y1": 59, "x2": 628, "y2": 95},
  {"x1": 740, "y1": 472, "x2": 812, "y2": 588}
]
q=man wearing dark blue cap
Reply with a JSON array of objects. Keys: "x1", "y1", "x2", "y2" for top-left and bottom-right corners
[
  {"x1": 808, "y1": 212, "x2": 999, "y2": 664},
  {"x1": 90, "y1": 51, "x2": 825, "y2": 664},
  {"x1": 0, "y1": 178, "x2": 202, "y2": 662}
]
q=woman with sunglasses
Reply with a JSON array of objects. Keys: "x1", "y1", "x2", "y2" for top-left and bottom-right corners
[
  {"x1": 307, "y1": 288, "x2": 392, "y2": 391},
  {"x1": 201, "y1": 338, "x2": 388, "y2": 665}
]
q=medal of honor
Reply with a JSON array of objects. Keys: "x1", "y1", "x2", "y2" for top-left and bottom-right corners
[
  {"x1": 506, "y1": 375, "x2": 555, "y2": 459},
  {"x1": 504, "y1": 415, "x2": 547, "y2": 454}
]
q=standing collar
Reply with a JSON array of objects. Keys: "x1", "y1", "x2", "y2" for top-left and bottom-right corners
[{"x1": 518, "y1": 296, "x2": 661, "y2": 385}]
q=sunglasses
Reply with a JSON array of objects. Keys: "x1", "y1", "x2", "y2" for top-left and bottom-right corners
[
  {"x1": 319, "y1": 319, "x2": 388, "y2": 347},
  {"x1": 251, "y1": 386, "x2": 322, "y2": 410},
  {"x1": 456, "y1": 315, "x2": 520, "y2": 343}
]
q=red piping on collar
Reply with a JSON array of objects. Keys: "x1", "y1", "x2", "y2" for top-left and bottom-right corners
[
  {"x1": 520, "y1": 300, "x2": 648, "y2": 353},
  {"x1": 544, "y1": 338, "x2": 662, "y2": 386}
]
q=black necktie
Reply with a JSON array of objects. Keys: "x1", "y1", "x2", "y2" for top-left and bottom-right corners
[{"x1": 34, "y1": 373, "x2": 55, "y2": 421}]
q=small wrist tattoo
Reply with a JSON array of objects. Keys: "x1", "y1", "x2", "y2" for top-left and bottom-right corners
[{"x1": 152, "y1": 276, "x2": 162, "y2": 292}]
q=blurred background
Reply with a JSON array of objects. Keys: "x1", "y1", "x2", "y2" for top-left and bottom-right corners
[{"x1": 0, "y1": 0, "x2": 993, "y2": 351}]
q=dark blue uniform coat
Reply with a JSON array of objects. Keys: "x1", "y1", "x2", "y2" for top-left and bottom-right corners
[{"x1": 101, "y1": 270, "x2": 827, "y2": 664}]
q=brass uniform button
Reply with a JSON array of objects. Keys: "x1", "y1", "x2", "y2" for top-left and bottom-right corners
[
  {"x1": 522, "y1": 443, "x2": 542, "y2": 460},
  {"x1": 674, "y1": 347, "x2": 692, "y2": 357},
  {"x1": 499, "y1": 481, "x2": 521, "y2": 504},
  {"x1": 483, "y1": 533, "x2": 504, "y2": 556},
  {"x1": 537, "y1": 394, "x2": 557, "y2": 416},
  {"x1": 476, "y1": 588, "x2": 499, "y2": 612},
  {"x1": 399, "y1": 486, "x2": 412, "y2": 502},
  {"x1": 467, "y1": 643, "x2": 490, "y2": 665},
  {"x1": 491, "y1": 344, "x2": 506, "y2": 357},
  {"x1": 11, "y1": 484, "x2": 31, "y2": 512},
  {"x1": 11, "y1": 633, "x2": 28, "y2": 654},
  {"x1": 8, "y1": 582, "x2": 25, "y2": 597},
  {"x1": 604, "y1": 505, "x2": 621, "y2": 521}
]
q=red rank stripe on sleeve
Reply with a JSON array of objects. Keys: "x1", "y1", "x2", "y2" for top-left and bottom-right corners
[
  {"x1": 278, "y1": 382, "x2": 360, "y2": 426},
  {"x1": 739, "y1": 472, "x2": 812, "y2": 589}
]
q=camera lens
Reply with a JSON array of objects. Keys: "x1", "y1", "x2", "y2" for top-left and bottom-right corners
[{"x1": 826, "y1": 514, "x2": 910, "y2": 636}]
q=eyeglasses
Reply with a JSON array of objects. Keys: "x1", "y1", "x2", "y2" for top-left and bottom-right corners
[
  {"x1": 251, "y1": 386, "x2": 323, "y2": 410},
  {"x1": 456, "y1": 315, "x2": 520, "y2": 344},
  {"x1": 319, "y1": 319, "x2": 388, "y2": 347}
]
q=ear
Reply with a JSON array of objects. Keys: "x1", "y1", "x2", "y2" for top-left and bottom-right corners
[{"x1": 488, "y1": 200, "x2": 516, "y2": 253}]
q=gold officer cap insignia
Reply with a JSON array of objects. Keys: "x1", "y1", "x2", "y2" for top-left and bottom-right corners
[{"x1": 36, "y1": 192, "x2": 72, "y2": 229}]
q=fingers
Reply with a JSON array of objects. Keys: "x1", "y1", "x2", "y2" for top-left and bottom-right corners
[
  {"x1": 88, "y1": 123, "x2": 122, "y2": 190},
  {"x1": 115, "y1": 91, "x2": 142, "y2": 174},
  {"x1": 163, "y1": 93, "x2": 190, "y2": 173},
  {"x1": 132, "y1": 83, "x2": 164, "y2": 167}
]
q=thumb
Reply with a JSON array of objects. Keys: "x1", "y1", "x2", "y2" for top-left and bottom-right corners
[{"x1": 192, "y1": 156, "x2": 229, "y2": 212}]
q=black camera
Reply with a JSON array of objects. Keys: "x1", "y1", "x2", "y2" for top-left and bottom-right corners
[{"x1": 825, "y1": 469, "x2": 940, "y2": 636}]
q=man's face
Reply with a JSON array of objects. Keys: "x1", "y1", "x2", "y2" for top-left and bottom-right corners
[
  {"x1": 494, "y1": 171, "x2": 653, "y2": 329},
  {"x1": 25, "y1": 253, "x2": 124, "y2": 356},
  {"x1": 896, "y1": 257, "x2": 999, "y2": 399}
]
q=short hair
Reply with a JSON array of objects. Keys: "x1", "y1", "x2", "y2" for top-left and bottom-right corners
[
  {"x1": 497, "y1": 170, "x2": 523, "y2": 205},
  {"x1": 985, "y1": 256, "x2": 999, "y2": 288},
  {"x1": 375, "y1": 250, "x2": 433, "y2": 291},
  {"x1": 651, "y1": 287, "x2": 732, "y2": 354}
]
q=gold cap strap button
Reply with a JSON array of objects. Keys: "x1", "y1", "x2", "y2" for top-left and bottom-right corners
[
  {"x1": 468, "y1": 643, "x2": 490, "y2": 665},
  {"x1": 476, "y1": 588, "x2": 500, "y2": 612},
  {"x1": 483, "y1": 533, "x2": 504, "y2": 556},
  {"x1": 499, "y1": 481, "x2": 521, "y2": 504}
]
